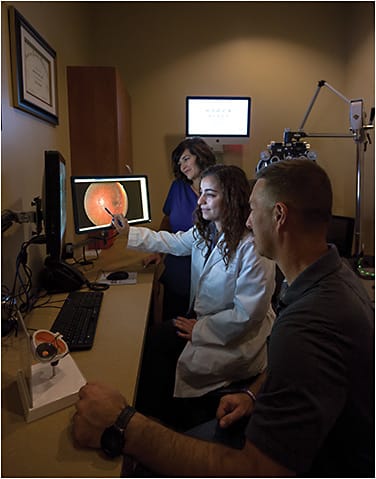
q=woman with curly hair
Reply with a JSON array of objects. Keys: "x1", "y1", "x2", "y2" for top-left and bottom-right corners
[
  {"x1": 144, "y1": 137, "x2": 216, "y2": 322},
  {"x1": 112, "y1": 164, "x2": 275, "y2": 430}
]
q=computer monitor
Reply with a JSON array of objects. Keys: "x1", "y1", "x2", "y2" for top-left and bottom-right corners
[
  {"x1": 71, "y1": 175, "x2": 151, "y2": 234},
  {"x1": 43, "y1": 150, "x2": 67, "y2": 261},
  {"x1": 41, "y1": 151, "x2": 86, "y2": 293},
  {"x1": 185, "y1": 96, "x2": 251, "y2": 150}
]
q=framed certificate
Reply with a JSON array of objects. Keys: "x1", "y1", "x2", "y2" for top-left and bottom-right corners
[{"x1": 8, "y1": 7, "x2": 58, "y2": 125}]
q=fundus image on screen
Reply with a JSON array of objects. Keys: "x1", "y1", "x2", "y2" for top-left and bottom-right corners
[
  {"x1": 186, "y1": 96, "x2": 251, "y2": 140},
  {"x1": 71, "y1": 175, "x2": 151, "y2": 234}
]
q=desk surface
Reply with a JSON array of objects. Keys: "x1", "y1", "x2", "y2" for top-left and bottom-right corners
[{"x1": 2, "y1": 238, "x2": 154, "y2": 477}]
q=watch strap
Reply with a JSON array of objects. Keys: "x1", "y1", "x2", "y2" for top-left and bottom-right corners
[
  {"x1": 100, "y1": 405, "x2": 136, "y2": 458},
  {"x1": 114, "y1": 405, "x2": 136, "y2": 431}
]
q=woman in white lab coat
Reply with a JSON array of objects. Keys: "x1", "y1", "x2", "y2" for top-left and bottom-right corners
[{"x1": 113, "y1": 164, "x2": 275, "y2": 428}]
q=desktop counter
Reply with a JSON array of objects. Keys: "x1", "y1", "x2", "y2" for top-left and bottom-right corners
[{"x1": 1, "y1": 238, "x2": 154, "y2": 477}]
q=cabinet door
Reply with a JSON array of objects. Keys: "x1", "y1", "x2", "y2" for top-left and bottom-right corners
[{"x1": 67, "y1": 66, "x2": 132, "y2": 176}]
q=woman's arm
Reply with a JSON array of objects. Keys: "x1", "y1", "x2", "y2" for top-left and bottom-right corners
[
  {"x1": 113, "y1": 214, "x2": 194, "y2": 256},
  {"x1": 143, "y1": 215, "x2": 171, "y2": 266}
]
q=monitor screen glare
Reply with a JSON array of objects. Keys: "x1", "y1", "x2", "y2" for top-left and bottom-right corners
[
  {"x1": 186, "y1": 96, "x2": 251, "y2": 138},
  {"x1": 71, "y1": 175, "x2": 151, "y2": 234}
]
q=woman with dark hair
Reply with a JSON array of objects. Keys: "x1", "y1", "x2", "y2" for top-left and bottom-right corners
[
  {"x1": 144, "y1": 137, "x2": 216, "y2": 321},
  {"x1": 113, "y1": 165, "x2": 275, "y2": 429}
]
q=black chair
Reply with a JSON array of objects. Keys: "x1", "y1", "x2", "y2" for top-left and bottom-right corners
[{"x1": 327, "y1": 215, "x2": 355, "y2": 258}]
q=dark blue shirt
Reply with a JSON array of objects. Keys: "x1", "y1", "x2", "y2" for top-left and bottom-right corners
[
  {"x1": 161, "y1": 180, "x2": 198, "y2": 299},
  {"x1": 163, "y1": 180, "x2": 198, "y2": 233},
  {"x1": 246, "y1": 246, "x2": 374, "y2": 476}
]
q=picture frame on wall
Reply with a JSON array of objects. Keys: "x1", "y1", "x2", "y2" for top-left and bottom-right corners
[{"x1": 8, "y1": 7, "x2": 58, "y2": 125}]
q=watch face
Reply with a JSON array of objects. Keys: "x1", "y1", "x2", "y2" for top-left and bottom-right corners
[{"x1": 101, "y1": 426, "x2": 125, "y2": 458}]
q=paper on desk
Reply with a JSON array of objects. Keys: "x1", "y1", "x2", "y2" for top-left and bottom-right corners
[{"x1": 98, "y1": 272, "x2": 137, "y2": 285}]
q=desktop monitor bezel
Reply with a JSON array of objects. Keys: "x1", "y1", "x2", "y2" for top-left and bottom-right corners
[
  {"x1": 185, "y1": 96, "x2": 251, "y2": 146},
  {"x1": 70, "y1": 174, "x2": 152, "y2": 235},
  {"x1": 43, "y1": 150, "x2": 67, "y2": 261}
]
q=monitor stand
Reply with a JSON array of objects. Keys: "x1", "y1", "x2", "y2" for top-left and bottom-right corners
[{"x1": 40, "y1": 257, "x2": 86, "y2": 293}]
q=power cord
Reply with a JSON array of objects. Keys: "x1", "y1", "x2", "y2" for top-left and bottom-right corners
[{"x1": 1, "y1": 285, "x2": 18, "y2": 337}]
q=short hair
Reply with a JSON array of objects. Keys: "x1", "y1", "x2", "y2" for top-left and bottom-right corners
[
  {"x1": 195, "y1": 164, "x2": 251, "y2": 265},
  {"x1": 256, "y1": 160, "x2": 332, "y2": 227},
  {"x1": 171, "y1": 137, "x2": 216, "y2": 181}
]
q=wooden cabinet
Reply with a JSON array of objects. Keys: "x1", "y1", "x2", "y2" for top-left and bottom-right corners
[{"x1": 67, "y1": 66, "x2": 132, "y2": 176}]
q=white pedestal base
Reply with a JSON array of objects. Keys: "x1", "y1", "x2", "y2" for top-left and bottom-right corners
[{"x1": 17, "y1": 354, "x2": 86, "y2": 422}]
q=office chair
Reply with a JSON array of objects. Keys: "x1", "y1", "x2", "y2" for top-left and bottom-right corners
[{"x1": 327, "y1": 215, "x2": 355, "y2": 258}]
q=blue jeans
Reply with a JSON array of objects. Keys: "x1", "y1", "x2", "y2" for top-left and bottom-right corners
[{"x1": 186, "y1": 416, "x2": 247, "y2": 449}]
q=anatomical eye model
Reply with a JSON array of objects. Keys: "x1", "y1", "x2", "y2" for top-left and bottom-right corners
[{"x1": 31, "y1": 329, "x2": 69, "y2": 377}]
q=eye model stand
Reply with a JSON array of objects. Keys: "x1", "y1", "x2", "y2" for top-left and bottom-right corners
[
  {"x1": 258, "y1": 80, "x2": 374, "y2": 279},
  {"x1": 16, "y1": 311, "x2": 86, "y2": 422}
]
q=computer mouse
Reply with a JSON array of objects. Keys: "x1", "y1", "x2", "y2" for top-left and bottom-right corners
[{"x1": 106, "y1": 271, "x2": 129, "y2": 281}]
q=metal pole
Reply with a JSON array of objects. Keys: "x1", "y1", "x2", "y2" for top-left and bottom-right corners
[
  {"x1": 299, "y1": 82, "x2": 324, "y2": 130},
  {"x1": 354, "y1": 142, "x2": 363, "y2": 256}
]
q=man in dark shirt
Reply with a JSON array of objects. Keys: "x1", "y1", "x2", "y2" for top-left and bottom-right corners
[{"x1": 73, "y1": 159, "x2": 374, "y2": 477}]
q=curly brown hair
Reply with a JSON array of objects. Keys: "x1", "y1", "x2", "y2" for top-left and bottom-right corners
[
  {"x1": 194, "y1": 164, "x2": 251, "y2": 266},
  {"x1": 171, "y1": 137, "x2": 216, "y2": 182}
]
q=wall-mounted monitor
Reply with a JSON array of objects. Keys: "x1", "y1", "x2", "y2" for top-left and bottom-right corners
[
  {"x1": 71, "y1": 175, "x2": 151, "y2": 234},
  {"x1": 185, "y1": 96, "x2": 251, "y2": 150}
]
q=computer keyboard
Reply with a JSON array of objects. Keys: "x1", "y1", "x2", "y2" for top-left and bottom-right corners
[{"x1": 50, "y1": 291, "x2": 104, "y2": 351}]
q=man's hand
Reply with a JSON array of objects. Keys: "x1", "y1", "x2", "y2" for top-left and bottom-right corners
[
  {"x1": 174, "y1": 317, "x2": 197, "y2": 340},
  {"x1": 216, "y1": 393, "x2": 254, "y2": 429},
  {"x1": 72, "y1": 382, "x2": 127, "y2": 449}
]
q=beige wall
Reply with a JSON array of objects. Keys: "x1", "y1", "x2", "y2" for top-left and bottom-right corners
[
  {"x1": 1, "y1": 1, "x2": 374, "y2": 289},
  {"x1": 93, "y1": 1, "x2": 374, "y2": 247},
  {"x1": 1, "y1": 1, "x2": 94, "y2": 287}
]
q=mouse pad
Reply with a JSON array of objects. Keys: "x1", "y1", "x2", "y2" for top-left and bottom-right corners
[{"x1": 98, "y1": 272, "x2": 137, "y2": 285}]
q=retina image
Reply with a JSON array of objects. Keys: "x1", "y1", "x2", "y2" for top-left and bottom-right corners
[{"x1": 83, "y1": 182, "x2": 128, "y2": 227}]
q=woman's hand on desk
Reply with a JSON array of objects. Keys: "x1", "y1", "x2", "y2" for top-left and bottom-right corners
[
  {"x1": 112, "y1": 214, "x2": 129, "y2": 236},
  {"x1": 143, "y1": 253, "x2": 163, "y2": 267},
  {"x1": 73, "y1": 381, "x2": 127, "y2": 449}
]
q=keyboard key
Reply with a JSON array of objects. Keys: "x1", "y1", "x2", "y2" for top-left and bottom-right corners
[{"x1": 50, "y1": 291, "x2": 103, "y2": 351}]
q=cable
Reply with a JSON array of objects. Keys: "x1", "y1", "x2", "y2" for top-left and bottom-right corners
[
  {"x1": 79, "y1": 246, "x2": 93, "y2": 266},
  {"x1": 9, "y1": 234, "x2": 46, "y2": 314},
  {"x1": 87, "y1": 281, "x2": 109, "y2": 291},
  {"x1": 1, "y1": 285, "x2": 19, "y2": 337}
]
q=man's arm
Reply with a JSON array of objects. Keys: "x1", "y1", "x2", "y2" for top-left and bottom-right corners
[
  {"x1": 126, "y1": 412, "x2": 294, "y2": 477},
  {"x1": 73, "y1": 382, "x2": 293, "y2": 477}
]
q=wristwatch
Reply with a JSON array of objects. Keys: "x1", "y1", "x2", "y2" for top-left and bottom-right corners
[{"x1": 100, "y1": 405, "x2": 136, "y2": 458}]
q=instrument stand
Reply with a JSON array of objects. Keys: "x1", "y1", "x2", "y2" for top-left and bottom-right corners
[{"x1": 285, "y1": 80, "x2": 374, "y2": 279}]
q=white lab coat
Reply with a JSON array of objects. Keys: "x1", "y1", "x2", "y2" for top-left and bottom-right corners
[{"x1": 127, "y1": 226, "x2": 275, "y2": 397}]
